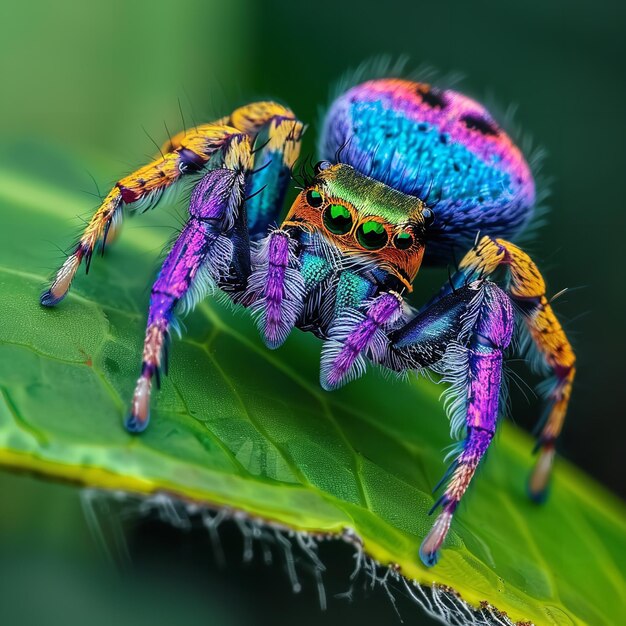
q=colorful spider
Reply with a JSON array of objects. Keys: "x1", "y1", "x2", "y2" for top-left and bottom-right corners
[{"x1": 40, "y1": 75, "x2": 575, "y2": 567}]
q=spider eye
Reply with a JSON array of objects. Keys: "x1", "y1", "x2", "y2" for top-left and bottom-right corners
[
  {"x1": 323, "y1": 204, "x2": 353, "y2": 235},
  {"x1": 314, "y1": 160, "x2": 332, "y2": 174},
  {"x1": 306, "y1": 189, "x2": 324, "y2": 208},
  {"x1": 422, "y1": 207, "x2": 435, "y2": 227},
  {"x1": 393, "y1": 231, "x2": 414, "y2": 250},
  {"x1": 356, "y1": 220, "x2": 388, "y2": 250}
]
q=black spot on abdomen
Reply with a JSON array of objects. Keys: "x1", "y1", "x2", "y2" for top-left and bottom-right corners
[
  {"x1": 417, "y1": 86, "x2": 447, "y2": 109},
  {"x1": 460, "y1": 114, "x2": 499, "y2": 136}
]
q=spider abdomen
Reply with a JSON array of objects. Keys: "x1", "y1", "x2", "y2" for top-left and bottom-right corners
[{"x1": 320, "y1": 78, "x2": 536, "y2": 262}]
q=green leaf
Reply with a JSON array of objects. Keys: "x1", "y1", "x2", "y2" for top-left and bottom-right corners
[{"x1": 0, "y1": 149, "x2": 624, "y2": 626}]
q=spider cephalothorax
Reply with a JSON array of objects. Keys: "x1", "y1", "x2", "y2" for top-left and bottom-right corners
[
  {"x1": 40, "y1": 74, "x2": 575, "y2": 567},
  {"x1": 284, "y1": 163, "x2": 430, "y2": 291}
]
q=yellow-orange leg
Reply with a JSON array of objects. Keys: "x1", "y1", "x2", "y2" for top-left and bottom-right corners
[
  {"x1": 40, "y1": 102, "x2": 303, "y2": 307},
  {"x1": 457, "y1": 236, "x2": 576, "y2": 500}
]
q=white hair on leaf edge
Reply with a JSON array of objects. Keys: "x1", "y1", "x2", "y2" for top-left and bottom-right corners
[{"x1": 80, "y1": 489, "x2": 523, "y2": 625}]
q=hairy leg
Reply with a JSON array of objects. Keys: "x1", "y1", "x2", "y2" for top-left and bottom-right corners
[
  {"x1": 313, "y1": 279, "x2": 513, "y2": 565},
  {"x1": 231, "y1": 103, "x2": 304, "y2": 237},
  {"x1": 126, "y1": 135, "x2": 252, "y2": 432},
  {"x1": 41, "y1": 102, "x2": 303, "y2": 306},
  {"x1": 421, "y1": 290, "x2": 513, "y2": 565},
  {"x1": 40, "y1": 124, "x2": 238, "y2": 306},
  {"x1": 451, "y1": 236, "x2": 576, "y2": 500},
  {"x1": 320, "y1": 290, "x2": 404, "y2": 390},
  {"x1": 245, "y1": 228, "x2": 306, "y2": 349},
  {"x1": 383, "y1": 282, "x2": 513, "y2": 565}
]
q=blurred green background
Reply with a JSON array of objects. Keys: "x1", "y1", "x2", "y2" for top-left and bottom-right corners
[{"x1": 1, "y1": 0, "x2": 624, "y2": 624}]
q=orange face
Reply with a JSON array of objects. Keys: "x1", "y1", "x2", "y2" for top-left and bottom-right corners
[{"x1": 282, "y1": 164, "x2": 431, "y2": 291}]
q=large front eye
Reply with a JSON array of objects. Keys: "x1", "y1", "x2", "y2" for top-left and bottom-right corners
[
  {"x1": 356, "y1": 220, "x2": 388, "y2": 250},
  {"x1": 323, "y1": 204, "x2": 353, "y2": 235}
]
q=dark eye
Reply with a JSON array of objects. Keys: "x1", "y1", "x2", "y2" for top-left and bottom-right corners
[
  {"x1": 422, "y1": 207, "x2": 435, "y2": 227},
  {"x1": 323, "y1": 204, "x2": 353, "y2": 235},
  {"x1": 393, "y1": 231, "x2": 414, "y2": 250},
  {"x1": 314, "y1": 160, "x2": 332, "y2": 174},
  {"x1": 306, "y1": 189, "x2": 324, "y2": 208},
  {"x1": 356, "y1": 220, "x2": 388, "y2": 250}
]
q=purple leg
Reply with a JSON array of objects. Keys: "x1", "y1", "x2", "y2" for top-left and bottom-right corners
[
  {"x1": 320, "y1": 291, "x2": 404, "y2": 390},
  {"x1": 126, "y1": 167, "x2": 246, "y2": 432},
  {"x1": 246, "y1": 228, "x2": 305, "y2": 349},
  {"x1": 419, "y1": 283, "x2": 514, "y2": 566}
]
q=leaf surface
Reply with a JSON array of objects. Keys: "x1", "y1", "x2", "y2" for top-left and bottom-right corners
[{"x1": 0, "y1": 153, "x2": 624, "y2": 625}]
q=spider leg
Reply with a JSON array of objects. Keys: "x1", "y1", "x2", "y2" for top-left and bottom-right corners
[
  {"x1": 245, "y1": 227, "x2": 306, "y2": 349},
  {"x1": 446, "y1": 236, "x2": 576, "y2": 501},
  {"x1": 41, "y1": 102, "x2": 303, "y2": 306},
  {"x1": 318, "y1": 277, "x2": 483, "y2": 391},
  {"x1": 389, "y1": 281, "x2": 514, "y2": 566},
  {"x1": 126, "y1": 135, "x2": 252, "y2": 432},
  {"x1": 323, "y1": 282, "x2": 514, "y2": 565},
  {"x1": 235, "y1": 105, "x2": 304, "y2": 237},
  {"x1": 123, "y1": 105, "x2": 302, "y2": 432},
  {"x1": 320, "y1": 290, "x2": 404, "y2": 390},
  {"x1": 40, "y1": 124, "x2": 238, "y2": 306}
]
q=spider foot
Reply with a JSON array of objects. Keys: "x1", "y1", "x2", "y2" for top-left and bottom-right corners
[
  {"x1": 528, "y1": 440, "x2": 556, "y2": 503},
  {"x1": 419, "y1": 504, "x2": 455, "y2": 567},
  {"x1": 41, "y1": 189, "x2": 123, "y2": 306},
  {"x1": 40, "y1": 253, "x2": 82, "y2": 306},
  {"x1": 125, "y1": 373, "x2": 152, "y2": 433},
  {"x1": 126, "y1": 320, "x2": 168, "y2": 435}
]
